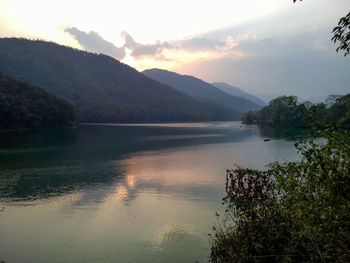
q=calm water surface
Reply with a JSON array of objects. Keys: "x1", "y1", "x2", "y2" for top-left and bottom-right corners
[{"x1": 0, "y1": 122, "x2": 299, "y2": 263}]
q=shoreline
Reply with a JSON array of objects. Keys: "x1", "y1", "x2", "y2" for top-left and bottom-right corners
[{"x1": 0, "y1": 125, "x2": 79, "y2": 132}]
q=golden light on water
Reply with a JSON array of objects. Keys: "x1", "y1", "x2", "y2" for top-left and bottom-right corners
[
  {"x1": 114, "y1": 185, "x2": 128, "y2": 201},
  {"x1": 126, "y1": 174, "x2": 136, "y2": 189},
  {"x1": 112, "y1": 174, "x2": 135, "y2": 202}
]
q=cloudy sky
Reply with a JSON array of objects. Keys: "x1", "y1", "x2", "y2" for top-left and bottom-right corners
[{"x1": 0, "y1": 0, "x2": 349, "y2": 101}]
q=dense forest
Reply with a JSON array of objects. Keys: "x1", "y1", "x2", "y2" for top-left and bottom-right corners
[
  {"x1": 241, "y1": 94, "x2": 350, "y2": 129},
  {"x1": 0, "y1": 73, "x2": 79, "y2": 129},
  {"x1": 143, "y1": 68, "x2": 262, "y2": 118},
  {"x1": 0, "y1": 38, "x2": 235, "y2": 123}
]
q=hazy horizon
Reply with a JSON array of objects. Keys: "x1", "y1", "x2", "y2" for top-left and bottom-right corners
[{"x1": 1, "y1": 0, "x2": 349, "y2": 100}]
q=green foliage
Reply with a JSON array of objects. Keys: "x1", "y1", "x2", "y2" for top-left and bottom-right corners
[
  {"x1": 242, "y1": 111, "x2": 257, "y2": 125},
  {"x1": 0, "y1": 38, "x2": 233, "y2": 123},
  {"x1": 0, "y1": 73, "x2": 79, "y2": 129},
  {"x1": 210, "y1": 116, "x2": 350, "y2": 262},
  {"x1": 242, "y1": 94, "x2": 350, "y2": 129},
  {"x1": 332, "y1": 12, "x2": 350, "y2": 56},
  {"x1": 326, "y1": 94, "x2": 350, "y2": 129},
  {"x1": 241, "y1": 96, "x2": 307, "y2": 127}
]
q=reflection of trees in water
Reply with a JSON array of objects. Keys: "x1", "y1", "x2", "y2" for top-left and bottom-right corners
[
  {"x1": 0, "y1": 157, "x2": 223, "y2": 206},
  {"x1": 258, "y1": 126, "x2": 308, "y2": 140},
  {"x1": 140, "y1": 223, "x2": 208, "y2": 263},
  {"x1": 0, "y1": 123, "x2": 251, "y2": 204},
  {"x1": 0, "y1": 161, "x2": 125, "y2": 203},
  {"x1": 153, "y1": 224, "x2": 197, "y2": 249},
  {"x1": 111, "y1": 223, "x2": 208, "y2": 263}
]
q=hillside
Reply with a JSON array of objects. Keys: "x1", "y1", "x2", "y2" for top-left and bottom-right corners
[
  {"x1": 0, "y1": 73, "x2": 79, "y2": 129},
  {"x1": 0, "y1": 38, "x2": 233, "y2": 123},
  {"x1": 212, "y1": 82, "x2": 266, "y2": 106},
  {"x1": 143, "y1": 69, "x2": 262, "y2": 118}
]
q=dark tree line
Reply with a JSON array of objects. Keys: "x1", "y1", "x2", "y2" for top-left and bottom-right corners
[
  {"x1": 0, "y1": 73, "x2": 79, "y2": 129},
  {"x1": 242, "y1": 94, "x2": 350, "y2": 129}
]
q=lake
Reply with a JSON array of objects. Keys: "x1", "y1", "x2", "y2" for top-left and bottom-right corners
[{"x1": 0, "y1": 122, "x2": 299, "y2": 263}]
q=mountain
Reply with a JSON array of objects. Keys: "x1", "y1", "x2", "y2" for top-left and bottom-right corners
[
  {"x1": 143, "y1": 69, "x2": 262, "y2": 118},
  {"x1": 0, "y1": 38, "x2": 233, "y2": 123},
  {"x1": 212, "y1": 82, "x2": 266, "y2": 106},
  {"x1": 0, "y1": 73, "x2": 79, "y2": 129}
]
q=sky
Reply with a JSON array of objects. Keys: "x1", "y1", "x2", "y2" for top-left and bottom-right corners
[{"x1": 0, "y1": 0, "x2": 349, "y2": 101}]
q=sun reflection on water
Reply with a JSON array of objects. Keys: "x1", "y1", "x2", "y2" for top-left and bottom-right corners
[
  {"x1": 114, "y1": 185, "x2": 128, "y2": 201},
  {"x1": 126, "y1": 174, "x2": 136, "y2": 189}
]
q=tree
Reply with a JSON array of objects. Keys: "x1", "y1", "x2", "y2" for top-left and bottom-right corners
[
  {"x1": 0, "y1": 73, "x2": 79, "y2": 129},
  {"x1": 242, "y1": 94, "x2": 350, "y2": 129},
  {"x1": 242, "y1": 96, "x2": 308, "y2": 128},
  {"x1": 332, "y1": 12, "x2": 350, "y2": 56},
  {"x1": 241, "y1": 111, "x2": 257, "y2": 124}
]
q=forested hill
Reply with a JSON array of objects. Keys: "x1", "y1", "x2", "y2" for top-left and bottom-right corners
[
  {"x1": 0, "y1": 73, "x2": 79, "y2": 129},
  {"x1": 242, "y1": 95, "x2": 350, "y2": 128},
  {"x1": 0, "y1": 38, "x2": 234, "y2": 123},
  {"x1": 143, "y1": 68, "x2": 262, "y2": 118}
]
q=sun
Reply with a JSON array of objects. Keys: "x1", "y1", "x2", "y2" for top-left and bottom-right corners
[{"x1": 121, "y1": 48, "x2": 140, "y2": 71}]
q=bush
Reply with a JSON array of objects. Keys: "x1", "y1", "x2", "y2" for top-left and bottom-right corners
[{"x1": 210, "y1": 119, "x2": 350, "y2": 262}]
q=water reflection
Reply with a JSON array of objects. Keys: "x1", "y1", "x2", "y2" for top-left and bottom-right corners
[
  {"x1": 258, "y1": 125, "x2": 309, "y2": 140},
  {"x1": 0, "y1": 122, "x2": 299, "y2": 205},
  {"x1": 0, "y1": 123, "x2": 242, "y2": 202},
  {"x1": 150, "y1": 223, "x2": 207, "y2": 261},
  {"x1": 0, "y1": 122, "x2": 299, "y2": 263}
]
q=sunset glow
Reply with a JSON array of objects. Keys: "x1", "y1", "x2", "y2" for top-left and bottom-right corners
[
  {"x1": 1, "y1": 0, "x2": 349, "y2": 98},
  {"x1": 1, "y1": 1, "x2": 349, "y2": 262}
]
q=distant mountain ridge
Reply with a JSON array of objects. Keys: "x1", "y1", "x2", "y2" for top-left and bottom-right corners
[
  {"x1": 0, "y1": 38, "x2": 234, "y2": 123},
  {"x1": 143, "y1": 69, "x2": 262, "y2": 118},
  {"x1": 212, "y1": 82, "x2": 266, "y2": 106}
]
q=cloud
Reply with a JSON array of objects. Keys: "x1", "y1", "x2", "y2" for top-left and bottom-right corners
[
  {"x1": 179, "y1": 37, "x2": 220, "y2": 51},
  {"x1": 58, "y1": 1, "x2": 350, "y2": 104},
  {"x1": 120, "y1": 31, "x2": 254, "y2": 62},
  {"x1": 62, "y1": 12, "x2": 350, "y2": 101},
  {"x1": 65, "y1": 27, "x2": 126, "y2": 60},
  {"x1": 174, "y1": 29, "x2": 350, "y2": 101},
  {"x1": 312, "y1": 39, "x2": 332, "y2": 52},
  {"x1": 61, "y1": 27, "x2": 255, "y2": 63},
  {"x1": 166, "y1": 15, "x2": 350, "y2": 100},
  {"x1": 121, "y1": 31, "x2": 173, "y2": 58},
  {"x1": 179, "y1": 34, "x2": 259, "y2": 52}
]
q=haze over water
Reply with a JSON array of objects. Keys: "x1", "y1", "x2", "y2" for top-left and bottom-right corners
[{"x1": 0, "y1": 122, "x2": 298, "y2": 263}]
